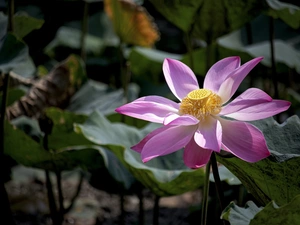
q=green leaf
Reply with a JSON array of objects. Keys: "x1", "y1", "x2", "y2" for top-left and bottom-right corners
[
  {"x1": 209, "y1": 165, "x2": 241, "y2": 186},
  {"x1": 217, "y1": 116, "x2": 300, "y2": 206},
  {"x1": 45, "y1": 26, "x2": 105, "y2": 57},
  {"x1": 75, "y1": 111, "x2": 205, "y2": 196},
  {"x1": 223, "y1": 195, "x2": 300, "y2": 225},
  {"x1": 67, "y1": 80, "x2": 139, "y2": 116},
  {"x1": 43, "y1": 108, "x2": 136, "y2": 190},
  {"x1": 149, "y1": 0, "x2": 264, "y2": 41},
  {"x1": 221, "y1": 201, "x2": 263, "y2": 225},
  {"x1": 0, "y1": 88, "x2": 26, "y2": 107},
  {"x1": 250, "y1": 195, "x2": 300, "y2": 225},
  {"x1": 266, "y1": 0, "x2": 300, "y2": 29},
  {"x1": 129, "y1": 47, "x2": 182, "y2": 83},
  {"x1": 217, "y1": 29, "x2": 300, "y2": 73},
  {"x1": 0, "y1": 33, "x2": 35, "y2": 76},
  {"x1": 45, "y1": 108, "x2": 92, "y2": 151},
  {"x1": 13, "y1": 12, "x2": 44, "y2": 39}
]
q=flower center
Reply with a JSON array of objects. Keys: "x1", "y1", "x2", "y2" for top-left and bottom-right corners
[{"x1": 179, "y1": 89, "x2": 222, "y2": 121}]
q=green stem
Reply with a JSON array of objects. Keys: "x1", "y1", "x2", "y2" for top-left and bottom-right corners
[
  {"x1": 118, "y1": 42, "x2": 130, "y2": 103},
  {"x1": 153, "y1": 195, "x2": 160, "y2": 225},
  {"x1": 80, "y1": 0, "x2": 89, "y2": 62},
  {"x1": 201, "y1": 160, "x2": 211, "y2": 225},
  {"x1": 269, "y1": 17, "x2": 278, "y2": 99},
  {"x1": 7, "y1": 0, "x2": 14, "y2": 32},
  {"x1": 0, "y1": 72, "x2": 15, "y2": 225},
  {"x1": 185, "y1": 32, "x2": 194, "y2": 71},
  {"x1": 137, "y1": 188, "x2": 144, "y2": 225},
  {"x1": 119, "y1": 191, "x2": 125, "y2": 225},
  {"x1": 211, "y1": 153, "x2": 225, "y2": 212},
  {"x1": 64, "y1": 171, "x2": 84, "y2": 213},
  {"x1": 56, "y1": 171, "x2": 64, "y2": 224},
  {"x1": 46, "y1": 170, "x2": 58, "y2": 224}
]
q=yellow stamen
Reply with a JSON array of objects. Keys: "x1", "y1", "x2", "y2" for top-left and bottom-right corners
[{"x1": 179, "y1": 89, "x2": 222, "y2": 121}]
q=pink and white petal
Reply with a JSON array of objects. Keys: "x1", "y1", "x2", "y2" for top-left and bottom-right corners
[
  {"x1": 203, "y1": 56, "x2": 240, "y2": 93},
  {"x1": 163, "y1": 58, "x2": 199, "y2": 101},
  {"x1": 183, "y1": 138, "x2": 212, "y2": 169},
  {"x1": 220, "y1": 88, "x2": 291, "y2": 121},
  {"x1": 219, "y1": 118, "x2": 270, "y2": 163},
  {"x1": 135, "y1": 95, "x2": 179, "y2": 109},
  {"x1": 217, "y1": 57, "x2": 263, "y2": 103},
  {"x1": 164, "y1": 114, "x2": 199, "y2": 126},
  {"x1": 116, "y1": 96, "x2": 179, "y2": 123},
  {"x1": 132, "y1": 125, "x2": 168, "y2": 153},
  {"x1": 194, "y1": 118, "x2": 222, "y2": 152},
  {"x1": 141, "y1": 124, "x2": 198, "y2": 162}
]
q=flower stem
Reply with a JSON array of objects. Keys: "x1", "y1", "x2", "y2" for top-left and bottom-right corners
[
  {"x1": 211, "y1": 152, "x2": 227, "y2": 225},
  {"x1": 0, "y1": 72, "x2": 15, "y2": 225},
  {"x1": 201, "y1": 160, "x2": 211, "y2": 225},
  {"x1": 269, "y1": 17, "x2": 278, "y2": 100},
  {"x1": 185, "y1": 32, "x2": 194, "y2": 71},
  {"x1": 153, "y1": 195, "x2": 160, "y2": 225},
  {"x1": 80, "y1": 0, "x2": 89, "y2": 62}
]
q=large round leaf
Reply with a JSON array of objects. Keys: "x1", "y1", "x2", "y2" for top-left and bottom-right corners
[
  {"x1": 75, "y1": 111, "x2": 205, "y2": 197},
  {"x1": 149, "y1": 0, "x2": 264, "y2": 41},
  {"x1": 217, "y1": 115, "x2": 300, "y2": 206},
  {"x1": 222, "y1": 195, "x2": 300, "y2": 225}
]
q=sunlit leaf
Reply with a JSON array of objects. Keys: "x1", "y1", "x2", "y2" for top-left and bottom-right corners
[
  {"x1": 222, "y1": 195, "x2": 300, "y2": 225},
  {"x1": 266, "y1": 0, "x2": 300, "y2": 29},
  {"x1": 218, "y1": 30, "x2": 300, "y2": 73},
  {"x1": 0, "y1": 32, "x2": 35, "y2": 76},
  {"x1": 45, "y1": 26, "x2": 105, "y2": 57},
  {"x1": 221, "y1": 201, "x2": 263, "y2": 225},
  {"x1": 149, "y1": 0, "x2": 264, "y2": 41},
  {"x1": 250, "y1": 195, "x2": 300, "y2": 225},
  {"x1": 104, "y1": 0, "x2": 160, "y2": 47},
  {"x1": 75, "y1": 111, "x2": 205, "y2": 196},
  {"x1": 67, "y1": 80, "x2": 139, "y2": 116},
  {"x1": 217, "y1": 116, "x2": 300, "y2": 206},
  {"x1": 129, "y1": 47, "x2": 182, "y2": 83},
  {"x1": 45, "y1": 108, "x2": 91, "y2": 151}
]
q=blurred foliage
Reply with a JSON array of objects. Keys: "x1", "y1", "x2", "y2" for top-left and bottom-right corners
[{"x1": 1, "y1": 0, "x2": 300, "y2": 223}]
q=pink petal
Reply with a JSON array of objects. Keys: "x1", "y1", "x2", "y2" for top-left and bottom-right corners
[
  {"x1": 116, "y1": 95, "x2": 179, "y2": 123},
  {"x1": 163, "y1": 58, "x2": 199, "y2": 101},
  {"x1": 219, "y1": 118, "x2": 270, "y2": 163},
  {"x1": 132, "y1": 125, "x2": 168, "y2": 153},
  {"x1": 141, "y1": 124, "x2": 198, "y2": 162},
  {"x1": 218, "y1": 57, "x2": 263, "y2": 103},
  {"x1": 183, "y1": 138, "x2": 212, "y2": 169},
  {"x1": 164, "y1": 114, "x2": 199, "y2": 126},
  {"x1": 194, "y1": 118, "x2": 222, "y2": 152},
  {"x1": 203, "y1": 56, "x2": 240, "y2": 93},
  {"x1": 220, "y1": 88, "x2": 291, "y2": 121}
]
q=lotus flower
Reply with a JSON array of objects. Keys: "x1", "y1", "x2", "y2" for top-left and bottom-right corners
[{"x1": 116, "y1": 57, "x2": 291, "y2": 168}]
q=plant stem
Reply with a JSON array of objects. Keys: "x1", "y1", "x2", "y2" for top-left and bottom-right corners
[
  {"x1": 56, "y1": 171, "x2": 64, "y2": 224},
  {"x1": 137, "y1": 188, "x2": 144, "y2": 225},
  {"x1": 120, "y1": 191, "x2": 125, "y2": 225},
  {"x1": 7, "y1": 0, "x2": 14, "y2": 32},
  {"x1": 211, "y1": 153, "x2": 227, "y2": 225},
  {"x1": 64, "y1": 171, "x2": 84, "y2": 213},
  {"x1": 201, "y1": 160, "x2": 211, "y2": 225},
  {"x1": 118, "y1": 42, "x2": 130, "y2": 103},
  {"x1": 45, "y1": 170, "x2": 58, "y2": 224},
  {"x1": 185, "y1": 32, "x2": 194, "y2": 71},
  {"x1": 80, "y1": 0, "x2": 89, "y2": 62},
  {"x1": 153, "y1": 195, "x2": 160, "y2": 225},
  {"x1": 0, "y1": 72, "x2": 15, "y2": 225},
  {"x1": 269, "y1": 17, "x2": 278, "y2": 99}
]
